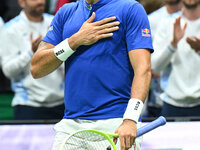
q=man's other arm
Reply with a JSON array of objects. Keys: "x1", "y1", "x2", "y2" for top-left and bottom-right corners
[
  {"x1": 129, "y1": 49, "x2": 152, "y2": 102},
  {"x1": 115, "y1": 49, "x2": 151, "y2": 150}
]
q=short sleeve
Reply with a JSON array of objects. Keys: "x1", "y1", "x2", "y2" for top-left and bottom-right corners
[
  {"x1": 126, "y1": 3, "x2": 153, "y2": 52},
  {"x1": 43, "y1": 8, "x2": 64, "y2": 46}
]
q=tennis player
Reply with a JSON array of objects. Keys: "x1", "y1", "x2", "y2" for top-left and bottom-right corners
[{"x1": 31, "y1": 0, "x2": 153, "y2": 149}]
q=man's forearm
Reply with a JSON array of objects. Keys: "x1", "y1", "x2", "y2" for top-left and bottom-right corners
[
  {"x1": 31, "y1": 43, "x2": 63, "y2": 79},
  {"x1": 122, "y1": 67, "x2": 151, "y2": 123},
  {"x1": 130, "y1": 67, "x2": 152, "y2": 102}
]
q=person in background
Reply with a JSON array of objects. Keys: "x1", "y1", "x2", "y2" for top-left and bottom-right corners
[
  {"x1": 45, "y1": 0, "x2": 58, "y2": 14},
  {"x1": 152, "y1": 0, "x2": 200, "y2": 117},
  {"x1": 0, "y1": 0, "x2": 22, "y2": 22},
  {"x1": 139, "y1": 0, "x2": 164, "y2": 15},
  {"x1": 30, "y1": 0, "x2": 153, "y2": 149},
  {"x1": 0, "y1": 17, "x2": 11, "y2": 93},
  {"x1": 0, "y1": 16, "x2": 4, "y2": 67},
  {"x1": 1, "y1": 0, "x2": 65, "y2": 120},
  {"x1": 147, "y1": 0, "x2": 182, "y2": 117},
  {"x1": 149, "y1": 0, "x2": 182, "y2": 38}
]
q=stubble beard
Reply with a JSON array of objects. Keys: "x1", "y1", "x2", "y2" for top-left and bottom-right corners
[{"x1": 183, "y1": 1, "x2": 200, "y2": 9}]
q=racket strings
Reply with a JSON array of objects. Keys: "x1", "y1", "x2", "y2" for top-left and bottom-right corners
[{"x1": 63, "y1": 131, "x2": 114, "y2": 150}]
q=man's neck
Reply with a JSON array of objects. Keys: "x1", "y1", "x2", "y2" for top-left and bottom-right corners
[
  {"x1": 182, "y1": 5, "x2": 200, "y2": 21},
  {"x1": 166, "y1": 2, "x2": 182, "y2": 14},
  {"x1": 85, "y1": 0, "x2": 100, "y2": 4},
  {"x1": 25, "y1": 11, "x2": 43, "y2": 22}
]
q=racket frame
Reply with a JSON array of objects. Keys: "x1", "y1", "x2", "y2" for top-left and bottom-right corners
[
  {"x1": 59, "y1": 129, "x2": 118, "y2": 150},
  {"x1": 59, "y1": 116, "x2": 166, "y2": 150}
]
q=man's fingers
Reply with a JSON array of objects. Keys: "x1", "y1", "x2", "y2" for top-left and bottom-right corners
[
  {"x1": 30, "y1": 32, "x2": 33, "y2": 41},
  {"x1": 118, "y1": 135, "x2": 135, "y2": 150},
  {"x1": 87, "y1": 12, "x2": 95, "y2": 23},
  {"x1": 193, "y1": 36, "x2": 200, "y2": 42},
  {"x1": 33, "y1": 35, "x2": 43, "y2": 44},
  {"x1": 94, "y1": 16, "x2": 116, "y2": 26},
  {"x1": 36, "y1": 38, "x2": 42, "y2": 46},
  {"x1": 97, "y1": 26, "x2": 119, "y2": 35},
  {"x1": 186, "y1": 37, "x2": 194, "y2": 43},
  {"x1": 183, "y1": 22, "x2": 187, "y2": 31},
  {"x1": 97, "y1": 21, "x2": 120, "y2": 30},
  {"x1": 97, "y1": 33, "x2": 113, "y2": 40},
  {"x1": 176, "y1": 16, "x2": 181, "y2": 24},
  {"x1": 119, "y1": 136, "x2": 125, "y2": 150},
  {"x1": 125, "y1": 136, "x2": 131, "y2": 149}
]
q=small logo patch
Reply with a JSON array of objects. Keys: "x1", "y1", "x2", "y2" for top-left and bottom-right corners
[
  {"x1": 134, "y1": 101, "x2": 140, "y2": 110},
  {"x1": 142, "y1": 28, "x2": 151, "y2": 37},
  {"x1": 55, "y1": 49, "x2": 64, "y2": 56}
]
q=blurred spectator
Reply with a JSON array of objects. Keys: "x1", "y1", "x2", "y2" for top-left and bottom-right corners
[
  {"x1": 152, "y1": 0, "x2": 200, "y2": 117},
  {"x1": 55, "y1": 0, "x2": 77, "y2": 14},
  {"x1": 149, "y1": 0, "x2": 182, "y2": 38},
  {"x1": 139, "y1": 0, "x2": 164, "y2": 14},
  {"x1": 0, "y1": 0, "x2": 22, "y2": 22},
  {"x1": 0, "y1": 17, "x2": 11, "y2": 93},
  {"x1": 45, "y1": 0, "x2": 58, "y2": 14},
  {"x1": 0, "y1": 16, "x2": 4, "y2": 65},
  {"x1": 1, "y1": 0, "x2": 65, "y2": 120},
  {"x1": 147, "y1": 0, "x2": 182, "y2": 117}
]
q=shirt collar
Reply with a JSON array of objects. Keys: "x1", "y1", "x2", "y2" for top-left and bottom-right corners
[{"x1": 83, "y1": 0, "x2": 112, "y2": 10}]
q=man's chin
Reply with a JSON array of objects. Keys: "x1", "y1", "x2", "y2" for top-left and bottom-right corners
[
  {"x1": 183, "y1": 1, "x2": 199, "y2": 9},
  {"x1": 165, "y1": 0, "x2": 181, "y2": 5},
  {"x1": 30, "y1": 11, "x2": 44, "y2": 17}
]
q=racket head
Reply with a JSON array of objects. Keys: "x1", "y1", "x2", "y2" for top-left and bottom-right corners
[{"x1": 59, "y1": 129, "x2": 117, "y2": 150}]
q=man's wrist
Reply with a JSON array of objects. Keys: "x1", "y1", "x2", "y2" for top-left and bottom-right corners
[
  {"x1": 123, "y1": 98, "x2": 144, "y2": 123},
  {"x1": 54, "y1": 38, "x2": 75, "y2": 61},
  {"x1": 123, "y1": 119, "x2": 137, "y2": 124},
  {"x1": 171, "y1": 39, "x2": 178, "y2": 48},
  {"x1": 68, "y1": 33, "x2": 82, "y2": 50}
]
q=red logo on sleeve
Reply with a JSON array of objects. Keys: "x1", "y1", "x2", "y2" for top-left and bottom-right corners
[{"x1": 142, "y1": 28, "x2": 151, "y2": 37}]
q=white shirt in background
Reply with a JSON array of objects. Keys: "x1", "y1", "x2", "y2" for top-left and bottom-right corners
[
  {"x1": 1, "y1": 11, "x2": 64, "y2": 107},
  {"x1": 148, "y1": 6, "x2": 169, "y2": 39},
  {"x1": 152, "y1": 13, "x2": 200, "y2": 107}
]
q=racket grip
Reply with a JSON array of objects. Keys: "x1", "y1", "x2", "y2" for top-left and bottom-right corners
[{"x1": 136, "y1": 116, "x2": 166, "y2": 137}]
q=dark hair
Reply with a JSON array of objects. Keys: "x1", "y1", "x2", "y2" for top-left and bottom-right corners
[{"x1": 139, "y1": 0, "x2": 164, "y2": 14}]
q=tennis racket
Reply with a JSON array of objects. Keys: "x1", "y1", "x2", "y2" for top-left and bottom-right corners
[{"x1": 59, "y1": 116, "x2": 166, "y2": 150}]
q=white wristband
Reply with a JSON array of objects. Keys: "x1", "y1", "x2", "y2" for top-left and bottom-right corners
[
  {"x1": 54, "y1": 38, "x2": 75, "y2": 61},
  {"x1": 123, "y1": 98, "x2": 143, "y2": 123}
]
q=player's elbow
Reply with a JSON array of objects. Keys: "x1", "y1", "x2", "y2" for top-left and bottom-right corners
[
  {"x1": 30, "y1": 55, "x2": 44, "y2": 79},
  {"x1": 30, "y1": 64, "x2": 41, "y2": 79},
  {"x1": 135, "y1": 62, "x2": 152, "y2": 79}
]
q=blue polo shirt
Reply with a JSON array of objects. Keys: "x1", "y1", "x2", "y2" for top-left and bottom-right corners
[{"x1": 43, "y1": 0, "x2": 153, "y2": 120}]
